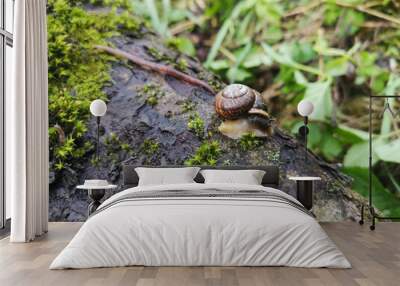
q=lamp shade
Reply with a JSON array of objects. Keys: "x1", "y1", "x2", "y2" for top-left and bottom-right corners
[
  {"x1": 90, "y1": 99, "x2": 107, "y2": 117},
  {"x1": 297, "y1": 100, "x2": 314, "y2": 117}
]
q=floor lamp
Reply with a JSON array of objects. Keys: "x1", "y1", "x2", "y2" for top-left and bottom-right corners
[
  {"x1": 297, "y1": 100, "x2": 314, "y2": 163},
  {"x1": 90, "y1": 99, "x2": 107, "y2": 174}
]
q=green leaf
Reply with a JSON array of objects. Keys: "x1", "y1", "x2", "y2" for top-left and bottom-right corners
[
  {"x1": 228, "y1": 42, "x2": 252, "y2": 83},
  {"x1": 337, "y1": 9, "x2": 365, "y2": 37},
  {"x1": 321, "y1": 134, "x2": 343, "y2": 161},
  {"x1": 323, "y1": 3, "x2": 340, "y2": 26},
  {"x1": 325, "y1": 57, "x2": 349, "y2": 77},
  {"x1": 205, "y1": 0, "x2": 256, "y2": 66},
  {"x1": 335, "y1": 124, "x2": 369, "y2": 143},
  {"x1": 166, "y1": 37, "x2": 195, "y2": 56},
  {"x1": 375, "y1": 139, "x2": 400, "y2": 163},
  {"x1": 308, "y1": 124, "x2": 323, "y2": 148},
  {"x1": 254, "y1": 0, "x2": 282, "y2": 25},
  {"x1": 144, "y1": 0, "x2": 164, "y2": 35},
  {"x1": 344, "y1": 141, "x2": 372, "y2": 168},
  {"x1": 384, "y1": 73, "x2": 400, "y2": 95},
  {"x1": 371, "y1": 71, "x2": 389, "y2": 94},
  {"x1": 290, "y1": 41, "x2": 316, "y2": 64},
  {"x1": 314, "y1": 30, "x2": 348, "y2": 57},
  {"x1": 342, "y1": 167, "x2": 400, "y2": 217},
  {"x1": 243, "y1": 49, "x2": 272, "y2": 68},
  {"x1": 226, "y1": 67, "x2": 252, "y2": 82},
  {"x1": 294, "y1": 71, "x2": 308, "y2": 85},
  {"x1": 343, "y1": 137, "x2": 386, "y2": 168},
  {"x1": 261, "y1": 43, "x2": 323, "y2": 77},
  {"x1": 303, "y1": 80, "x2": 333, "y2": 121},
  {"x1": 208, "y1": 59, "x2": 230, "y2": 70}
]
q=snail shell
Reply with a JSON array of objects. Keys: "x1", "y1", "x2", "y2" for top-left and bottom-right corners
[{"x1": 215, "y1": 84, "x2": 256, "y2": 119}]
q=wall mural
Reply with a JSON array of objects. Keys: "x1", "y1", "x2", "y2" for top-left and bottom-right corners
[{"x1": 47, "y1": 0, "x2": 400, "y2": 221}]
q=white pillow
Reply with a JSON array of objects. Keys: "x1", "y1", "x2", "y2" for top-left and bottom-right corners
[
  {"x1": 200, "y1": 169, "x2": 266, "y2": 185},
  {"x1": 135, "y1": 167, "x2": 200, "y2": 186}
]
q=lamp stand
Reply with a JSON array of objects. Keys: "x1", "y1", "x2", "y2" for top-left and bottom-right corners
[
  {"x1": 298, "y1": 116, "x2": 309, "y2": 163},
  {"x1": 96, "y1": 116, "x2": 100, "y2": 176}
]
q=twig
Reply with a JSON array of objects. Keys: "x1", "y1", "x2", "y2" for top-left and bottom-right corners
[
  {"x1": 285, "y1": 0, "x2": 400, "y2": 26},
  {"x1": 335, "y1": 1, "x2": 400, "y2": 26},
  {"x1": 362, "y1": 21, "x2": 396, "y2": 29},
  {"x1": 284, "y1": 0, "x2": 322, "y2": 17},
  {"x1": 95, "y1": 45, "x2": 215, "y2": 94}
]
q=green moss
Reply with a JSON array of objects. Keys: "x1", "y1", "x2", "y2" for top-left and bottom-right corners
[
  {"x1": 103, "y1": 132, "x2": 133, "y2": 164},
  {"x1": 176, "y1": 58, "x2": 188, "y2": 72},
  {"x1": 185, "y1": 141, "x2": 222, "y2": 166},
  {"x1": 238, "y1": 132, "x2": 263, "y2": 151},
  {"x1": 180, "y1": 100, "x2": 196, "y2": 113},
  {"x1": 47, "y1": 0, "x2": 141, "y2": 173},
  {"x1": 146, "y1": 46, "x2": 190, "y2": 72},
  {"x1": 141, "y1": 139, "x2": 160, "y2": 156},
  {"x1": 146, "y1": 96, "x2": 158, "y2": 106},
  {"x1": 208, "y1": 78, "x2": 224, "y2": 91},
  {"x1": 187, "y1": 113, "x2": 205, "y2": 138},
  {"x1": 265, "y1": 149, "x2": 280, "y2": 163},
  {"x1": 146, "y1": 47, "x2": 173, "y2": 63},
  {"x1": 137, "y1": 83, "x2": 165, "y2": 106},
  {"x1": 165, "y1": 37, "x2": 196, "y2": 57}
]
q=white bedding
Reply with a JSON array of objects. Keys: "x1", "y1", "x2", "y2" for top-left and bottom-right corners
[{"x1": 50, "y1": 183, "x2": 351, "y2": 269}]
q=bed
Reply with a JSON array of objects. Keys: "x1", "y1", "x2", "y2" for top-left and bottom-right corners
[{"x1": 50, "y1": 165, "x2": 351, "y2": 269}]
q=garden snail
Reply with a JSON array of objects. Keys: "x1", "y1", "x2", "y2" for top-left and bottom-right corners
[
  {"x1": 216, "y1": 84, "x2": 275, "y2": 139},
  {"x1": 215, "y1": 84, "x2": 256, "y2": 119}
]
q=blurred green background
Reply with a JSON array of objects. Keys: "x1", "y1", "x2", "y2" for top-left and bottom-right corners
[{"x1": 47, "y1": 0, "x2": 400, "y2": 217}]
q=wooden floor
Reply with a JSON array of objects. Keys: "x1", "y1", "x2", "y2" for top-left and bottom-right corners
[{"x1": 0, "y1": 222, "x2": 399, "y2": 286}]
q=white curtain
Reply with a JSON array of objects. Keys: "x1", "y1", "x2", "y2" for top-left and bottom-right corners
[{"x1": 8, "y1": 0, "x2": 49, "y2": 242}]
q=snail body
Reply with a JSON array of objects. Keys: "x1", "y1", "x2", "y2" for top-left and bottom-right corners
[{"x1": 215, "y1": 84, "x2": 256, "y2": 119}]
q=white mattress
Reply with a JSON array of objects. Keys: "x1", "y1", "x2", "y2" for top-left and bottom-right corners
[{"x1": 50, "y1": 183, "x2": 351, "y2": 269}]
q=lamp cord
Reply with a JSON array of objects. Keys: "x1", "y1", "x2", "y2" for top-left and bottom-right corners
[
  {"x1": 96, "y1": 116, "x2": 100, "y2": 176},
  {"x1": 304, "y1": 116, "x2": 308, "y2": 163}
]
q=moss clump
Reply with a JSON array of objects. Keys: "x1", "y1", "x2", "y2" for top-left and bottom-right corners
[
  {"x1": 208, "y1": 78, "x2": 224, "y2": 92},
  {"x1": 265, "y1": 149, "x2": 280, "y2": 163},
  {"x1": 146, "y1": 47, "x2": 173, "y2": 63},
  {"x1": 141, "y1": 139, "x2": 160, "y2": 156},
  {"x1": 146, "y1": 46, "x2": 190, "y2": 72},
  {"x1": 146, "y1": 96, "x2": 158, "y2": 106},
  {"x1": 137, "y1": 83, "x2": 165, "y2": 106},
  {"x1": 238, "y1": 132, "x2": 263, "y2": 151},
  {"x1": 185, "y1": 141, "x2": 221, "y2": 166},
  {"x1": 176, "y1": 58, "x2": 188, "y2": 72},
  {"x1": 104, "y1": 132, "x2": 133, "y2": 164},
  {"x1": 187, "y1": 113, "x2": 205, "y2": 138},
  {"x1": 180, "y1": 100, "x2": 196, "y2": 113}
]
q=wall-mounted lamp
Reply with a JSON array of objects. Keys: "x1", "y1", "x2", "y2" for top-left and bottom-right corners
[
  {"x1": 90, "y1": 99, "x2": 107, "y2": 169},
  {"x1": 297, "y1": 100, "x2": 314, "y2": 162}
]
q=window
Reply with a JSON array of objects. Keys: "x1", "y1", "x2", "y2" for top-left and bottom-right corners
[{"x1": 0, "y1": 0, "x2": 14, "y2": 230}]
